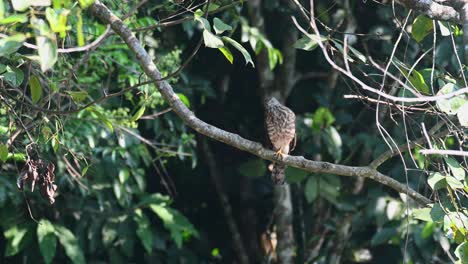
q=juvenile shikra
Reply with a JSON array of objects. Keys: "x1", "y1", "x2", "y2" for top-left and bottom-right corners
[{"x1": 264, "y1": 97, "x2": 296, "y2": 184}]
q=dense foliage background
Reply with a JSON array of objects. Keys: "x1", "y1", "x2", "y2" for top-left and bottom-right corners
[{"x1": 0, "y1": 0, "x2": 467, "y2": 263}]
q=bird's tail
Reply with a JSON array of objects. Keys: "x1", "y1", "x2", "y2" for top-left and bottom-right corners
[{"x1": 271, "y1": 163, "x2": 286, "y2": 185}]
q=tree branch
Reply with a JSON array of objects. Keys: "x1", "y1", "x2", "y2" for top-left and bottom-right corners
[
  {"x1": 89, "y1": 1, "x2": 431, "y2": 206},
  {"x1": 395, "y1": 0, "x2": 461, "y2": 23}
]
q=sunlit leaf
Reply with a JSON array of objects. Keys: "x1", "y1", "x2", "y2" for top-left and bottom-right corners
[
  {"x1": 29, "y1": 75, "x2": 42, "y2": 104},
  {"x1": 78, "y1": 0, "x2": 94, "y2": 8},
  {"x1": 4, "y1": 226, "x2": 31, "y2": 256},
  {"x1": 119, "y1": 169, "x2": 130, "y2": 184},
  {"x1": 427, "y1": 172, "x2": 446, "y2": 190},
  {"x1": 54, "y1": 225, "x2": 85, "y2": 264},
  {"x1": 312, "y1": 107, "x2": 335, "y2": 131},
  {"x1": 45, "y1": 8, "x2": 70, "y2": 38},
  {"x1": 203, "y1": 30, "x2": 224, "y2": 48},
  {"x1": 150, "y1": 204, "x2": 198, "y2": 248},
  {"x1": 457, "y1": 102, "x2": 468, "y2": 127},
  {"x1": 177, "y1": 93, "x2": 190, "y2": 107},
  {"x1": 222, "y1": 36, "x2": 254, "y2": 67},
  {"x1": 455, "y1": 242, "x2": 468, "y2": 263},
  {"x1": 134, "y1": 209, "x2": 153, "y2": 253},
  {"x1": 37, "y1": 219, "x2": 56, "y2": 264},
  {"x1": 413, "y1": 207, "x2": 432, "y2": 222},
  {"x1": 0, "y1": 34, "x2": 25, "y2": 56},
  {"x1": 436, "y1": 83, "x2": 466, "y2": 115},
  {"x1": 0, "y1": 143, "x2": 8, "y2": 161},
  {"x1": 33, "y1": 18, "x2": 58, "y2": 72},
  {"x1": 323, "y1": 126, "x2": 342, "y2": 162},
  {"x1": 89, "y1": 107, "x2": 113, "y2": 132},
  {"x1": 76, "y1": 9, "x2": 84, "y2": 46},
  {"x1": 407, "y1": 69, "x2": 430, "y2": 94},
  {"x1": 130, "y1": 105, "x2": 146, "y2": 122},
  {"x1": 446, "y1": 176, "x2": 464, "y2": 189},
  {"x1": 218, "y1": 46, "x2": 233, "y2": 64},
  {"x1": 437, "y1": 21, "x2": 451, "y2": 36},
  {"x1": 412, "y1": 15, "x2": 433, "y2": 42},
  {"x1": 445, "y1": 157, "x2": 466, "y2": 180},
  {"x1": 0, "y1": 14, "x2": 28, "y2": 24}
]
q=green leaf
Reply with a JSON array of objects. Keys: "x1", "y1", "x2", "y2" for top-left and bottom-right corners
[
  {"x1": 30, "y1": 75, "x2": 42, "y2": 104},
  {"x1": 413, "y1": 207, "x2": 432, "y2": 222},
  {"x1": 222, "y1": 36, "x2": 254, "y2": 67},
  {"x1": 76, "y1": 9, "x2": 84, "y2": 46},
  {"x1": 436, "y1": 83, "x2": 466, "y2": 115},
  {"x1": 312, "y1": 107, "x2": 335, "y2": 130},
  {"x1": 0, "y1": 34, "x2": 25, "y2": 56},
  {"x1": 213, "y1": 17, "x2": 232, "y2": 35},
  {"x1": 4, "y1": 226, "x2": 30, "y2": 256},
  {"x1": 446, "y1": 176, "x2": 464, "y2": 189},
  {"x1": 3, "y1": 66, "x2": 24, "y2": 87},
  {"x1": 437, "y1": 21, "x2": 451, "y2": 36},
  {"x1": 119, "y1": 169, "x2": 130, "y2": 184},
  {"x1": 130, "y1": 105, "x2": 146, "y2": 122},
  {"x1": 33, "y1": 18, "x2": 58, "y2": 72},
  {"x1": 45, "y1": 8, "x2": 70, "y2": 38},
  {"x1": 412, "y1": 15, "x2": 433, "y2": 42},
  {"x1": 52, "y1": 135, "x2": 59, "y2": 153},
  {"x1": 101, "y1": 220, "x2": 118, "y2": 246},
  {"x1": 88, "y1": 107, "x2": 113, "y2": 132},
  {"x1": 78, "y1": 0, "x2": 94, "y2": 8},
  {"x1": 318, "y1": 176, "x2": 340, "y2": 203},
  {"x1": 196, "y1": 17, "x2": 211, "y2": 31},
  {"x1": 203, "y1": 30, "x2": 224, "y2": 48},
  {"x1": 54, "y1": 225, "x2": 85, "y2": 264},
  {"x1": 304, "y1": 176, "x2": 318, "y2": 203},
  {"x1": 457, "y1": 102, "x2": 468, "y2": 127},
  {"x1": 11, "y1": 0, "x2": 29, "y2": 11},
  {"x1": 323, "y1": 126, "x2": 342, "y2": 162},
  {"x1": 0, "y1": 143, "x2": 8, "y2": 161},
  {"x1": 371, "y1": 227, "x2": 398, "y2": 246},
  {"x1": 285, "y1": 167, "x2": 308, "y2": 183},
  {"x1": 421, "y1": 221, "x2": 435, "y2": 239},
  {"x1": 177, "y1": 93, "x2": 190, "y2": 107},
  {"x1": 149, "y1": 204, "x2": 198, "y2": 248},
  {"x1": 67, "y1": 91, "x2": 88, "y2": 103},
  {"x1": 0, "y1": 14, "x2": 28, "y2": 24},
  {"x1": 37, "y1": 219, "x2": 57, "y2": 264},
  {"x1": 238, "y1": 159, "x2": 266, "y2": 177},
  {"x1": 407, "y1": 69, "x2": 430, "y2": 94},
  {"x1": 134, "y1": 209, "x2": 153, "y2": 253},
  {"x1": 427, "y1": 172, "x2": 447, "y2": 190},
  {"x1": 455, "y1": 242, "x2": 468, "y2": 263},
  {"x1": 445, "y1": 157, "x2": 466, "y2": 180},
  {"x1": 294, "y1": 36, "x2": 320, "y2": 51},
  {"x1": 218, "y1": 46, "x2": 233, "y2": 64}
]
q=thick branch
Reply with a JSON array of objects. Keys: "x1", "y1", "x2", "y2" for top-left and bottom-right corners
[
  {"x1": 396, "y1": 0, "x2": 461, "y2": 23},
  {"x1": 89, "y1": 1, "x2": 431, "y2": 206}
]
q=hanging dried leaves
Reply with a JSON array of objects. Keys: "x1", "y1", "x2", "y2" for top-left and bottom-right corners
[{"x1": 17, "y1": 144, "x2": 57, "y2": 204}]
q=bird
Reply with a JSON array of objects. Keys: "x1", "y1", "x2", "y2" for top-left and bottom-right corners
[{"x1": 264, "y1": 97, "x2": 296, "y2": 184}]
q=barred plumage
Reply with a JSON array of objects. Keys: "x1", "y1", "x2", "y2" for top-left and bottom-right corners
[{"x1": 265, "y1": 97, "x2": 296, "y2": 185}]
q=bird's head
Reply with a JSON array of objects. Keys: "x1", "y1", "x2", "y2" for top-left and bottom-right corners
[{"x1": 264, "y1": 97, "x2": 280, "y2": 107}]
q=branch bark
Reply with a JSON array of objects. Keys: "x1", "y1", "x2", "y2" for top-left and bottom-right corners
[
  {"x1": 395, "y1": 0, "x2": 461, "y2": 23},
  {"x1": 89, "y1": 1, "x2": 431, "y2": 206}
]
